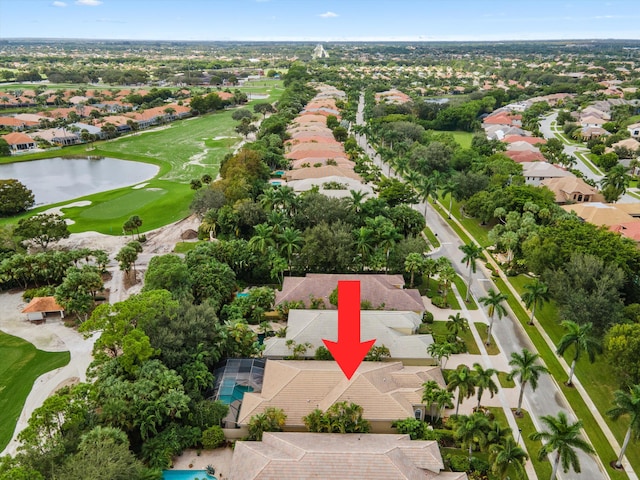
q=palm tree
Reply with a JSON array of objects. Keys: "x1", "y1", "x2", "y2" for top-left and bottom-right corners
[
  {"x1": 489, "y1": 437, "x2": 529, "y2": 480},
  {"x1": 530, "y1": 411, "x2": 595, "y2": 480},
  {"x1": 416, "y1": 175, "x2": 437, "y2": 217},
  {"x1": 459, "y1": 242, "x2": 483, "y2": 302},
  {"x1": 347, "y1": 189, "x2": 367, "y2": 213},
  {"x1": 447, "y1": 364, "x2": 477, "y2": 416},
  {"x1": 452, "y1": 412, "x2": 490, "y2": 461},
  {"x1": 354, "y1": 226, "x2": 375, "y2": 270},
  {"x1": 606, "y1": 384, "x2": 640, "y2": 469},
  {"x1": 404, "y1": 252, "x2": 425, "y2": 288},
  {"x1": 427, "y1": 342, "x2": 456, "y2": 370},
  {"x1": 521, "y1": 279, "x2": 550, "y2": 326},
  {"x1": 472, "y1": 362, "x2": 498, "y2": 410},
  {"x1": 438, "y1": 265, "x2": 456, "y2": 303},
  {"x1": 248, "y1": 223, "x2": 275, "y2": 255},
  {"x1": 479, "y1": 288, "x2": 508, "y2": 346},
  {"x1": 555, "y1": 320, "x2": 601, "y2": 386},
  {"x1": 422, "y1": 380, "x2": 441, "y2": 420},
  {"x1": 507, "y1": 348, "x2": 550, "y2": 416},
  {"x1": 440, "y1": 179, "x2": 457, "y2": 219},
  {"x1": 447, "y1": 313, "x2": 469, "y2": 340},
  {"x1": 423, "y1": 258, "x2": 438, "y2": 288},
  {"x1": 278, "y1": 227, "x2": 303, "y2": 275}
]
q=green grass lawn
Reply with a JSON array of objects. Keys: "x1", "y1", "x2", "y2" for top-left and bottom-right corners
[
  {"x1": 423, "y1": 226, "x2": 440, "y2": 248},
  {"x1": 474, "y1": 323, "x2": 500, "y2": 355},
  {"x1": 0, "y1": 331, "x2": 70, "y2": 452},
  {"x1": 174, "y1": 240, "x2": 207, "y2": 253},
  {"x1": 497, "y1": 371, "x2": 515, "y2": 388},
  {"x1": 453, "y1": 275, "x2": 478, "y2": 310},
  {"x1": 514, "y1": 409, "x2": 553, "y2": 480},
  {"x1": 419, "y1": 277, "x2": 461, "y2": 310},
  {"x1": 429, "y1": 321, "x2": 480, "y2": 355},
  {"x1": 435, "y1": 130, "x2": 474, "y2": 149}
]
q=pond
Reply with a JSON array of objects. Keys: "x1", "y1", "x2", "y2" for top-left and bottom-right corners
[{"x1": 0, "y1": 156, "x2": 159, "y2": 206}]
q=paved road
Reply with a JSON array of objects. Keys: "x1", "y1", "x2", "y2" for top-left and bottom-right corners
[{"x1": 355, "y1": 94, "x2": 609, "y2": 480}]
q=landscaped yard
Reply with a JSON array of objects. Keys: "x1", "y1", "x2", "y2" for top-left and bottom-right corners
[
  {"x1": 428, "y1": 320, "x2": 480, "y2": 355},
  {"x1": 0, "y1": 332, "x2": 70, "y2": 452}
]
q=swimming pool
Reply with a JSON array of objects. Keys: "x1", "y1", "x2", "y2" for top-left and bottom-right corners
[
  {"x1": 162, "y1": 470, "x2": 216, "y2": 480},
  {"x1": 218, "y1": 378, "x2": 253, "y2": 404}
]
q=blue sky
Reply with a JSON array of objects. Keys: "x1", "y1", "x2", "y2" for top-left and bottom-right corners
[{"x1": 1, "y1": 0, "x2": 639, "y2": 41}]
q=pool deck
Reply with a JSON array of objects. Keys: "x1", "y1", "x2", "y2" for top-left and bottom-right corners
[{"x1": 171, "y1": 447, "x2": 233, "y2": 480}]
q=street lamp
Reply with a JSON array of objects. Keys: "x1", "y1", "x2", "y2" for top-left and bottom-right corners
[{"x1": 516, "y1": 427, "x2": 522, "y2": 444}]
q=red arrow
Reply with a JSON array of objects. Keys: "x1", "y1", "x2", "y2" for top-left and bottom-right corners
[{"x1": 323, "y1": 280, "x2": 376, "y2": 380}]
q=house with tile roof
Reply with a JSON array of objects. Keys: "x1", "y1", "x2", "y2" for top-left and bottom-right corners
[
  {"x1": 263, "y1": 309, "x2": 433, "y2": 362},
  {"x1": 628, "y1": 122, "x2": 640, "y2": 140},
  {"x1": 541, "y1": 176, "x2": 604, "y2": 204},
  {"x1": 610, "y1": 222, "x2": 640, "y2": 243},
  {"x1": 276, "y1": 273, "x2": 424, "y2": 311},
  {"x1": 561, "y1": 202, "x2": 636, "y2": 227},
  {"x1": 522, "y1": 161, "x2": 573, "y2": 186},
  {"x1": 237, "y1": 360, "x2": 445, "y2": 432},
  {"x1": 2, "y1": 132, "x2": 37, "y2": 152},
  {"x1": 229, "y1": 432, "x2": 467, "y2": 480},
  {"x1": 0, "y1": 116, "x2": 38, "y2": 131}
]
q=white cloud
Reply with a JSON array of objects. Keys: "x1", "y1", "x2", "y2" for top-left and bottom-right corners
[
  {"x1": 52, "y1": 1, "x2": 68, "y2": 6},
  {"x1": 319, "y1": 11, "x2": 338, "y2": 18},
  {"x1": 76, "y1": 0, "x2": 102, "y2": 5}
]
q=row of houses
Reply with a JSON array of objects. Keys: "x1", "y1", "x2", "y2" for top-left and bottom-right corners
[{"x1": 277, "y1": 84, "x2": 374, "y2": 198}]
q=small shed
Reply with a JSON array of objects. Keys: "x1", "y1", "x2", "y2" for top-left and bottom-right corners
[{"x1": 21, "y1": 296, "x2": 65, "y2": 323}]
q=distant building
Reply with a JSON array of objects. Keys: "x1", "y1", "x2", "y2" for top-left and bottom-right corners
[{"x1": 312, "y1": 44, "x2": 329, "y2": 59}]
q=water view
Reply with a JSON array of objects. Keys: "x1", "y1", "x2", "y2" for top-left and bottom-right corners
[{"x1": 0, "y1": 157, "x2": 159, "y2": 206}]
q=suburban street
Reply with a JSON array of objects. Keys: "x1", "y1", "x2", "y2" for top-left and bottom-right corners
[{"x1": 355, "y1": 93, "x2": 615, "y2": 480}]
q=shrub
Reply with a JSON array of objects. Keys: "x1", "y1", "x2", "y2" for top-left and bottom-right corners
[
  {"x1": 23, "y1": 286, "x2": 56, "y2": 302},
  {"x1": 422, "y1": 311, "x2": 434, "y2": 324},
  {"x1": 470, "y1": 457, "x2": 490, "y2": 474},
  {"x1": 447, "y1": 454, "x2": 470, "y2": 472},
  {"x1": 201, "y1": 425, "x2": 225, "y2": 449},
  {"x1": 431, "y1": 295, "x2": 448, "y2": 308}
]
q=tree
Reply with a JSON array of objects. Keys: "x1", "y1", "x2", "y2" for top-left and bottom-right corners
[
  {"x1": 472, "y1": 362, "x2": 498, "y2": 410},
  {"x1": 459, "y1": 242, "x2": 483, "y2": 302},
  {"x1": 115, "y1": 243, "x2": 140, "y2": 279},
  {"x1": 278, "y1": 226, "x2": 303, "y2": 275},
  {"x1": 507, "y1": 348, "x2": 550, "y2": 416},
  {"x1": 249, "y1": 223, "x2": 275, "y2": 255},
  {"x1": 127, "y1": 215, "x2": 143, "y2": 240},
  {"x1": 15, "y1": 213, "x2": 70, "y2": 251},
  {"x1": 441, "y1": 179, "x2": 457, "y2": 219},
  {"x1": 404, "y1": 252, "x2": 425, "y2": 288},
  {"x1": 231, "y1": 109, "x2": 253, "y2": 121},
  {"x1": 303, "y1": 401, "x2": 371, "y2": 434},
  {"x1": 604, "y1": 323, "x2": 640, "y2": 388},
  {"x1": 143, "y1": 254, "x2": 191, "y2": 300},
  {"x1": 606, "y1": 385, "x2": 640, "y2": 469},
  {"x1": 447, "y1": 365, "x2": 477, "y2": 416},
  {"x1": 55, "y1": 265, "x2": 103, "y2": 321},
  {"x1": 479, "y1": 288, "x2": 508, "y2": 346},
  {"x1": 600, "y1": 164, "x2": 631, "y2": 202},
  {"x1": 0, "y1": 179, "x2": 34, "y2": 216},
  {"x1": 416, "y1": 175, "x2": 437, "y2": 217},
  {"x1": 427, "y1": 342, "x2": 456, "y2": 370},
  {"x1": 0, "y1": 138, "x2": 10, "y2": 156},
  {"x1": 489, "y1": 437, "x2": 529, "y2": 480},
  {"x1": 529, "y1": 412, "x2": 595, "y2": 480},
  {"x1": 555, "y1": 320, "x2": 601, "y2": 386},
  {"x1": 452, "y1": 412, "x2": 491, "y2": 461},
  {"x1": 254, "y1": 102, "x2": 275, "y2": 119},
  {"x1": 521, "y1": 279, "x2": 550, "y2": 326},
  {"x1": 201, "y1": 425, "x2": 226, "y2": 449},
  {"x1": 447, "y1": 313, "x2": 469, "y2": 340}
]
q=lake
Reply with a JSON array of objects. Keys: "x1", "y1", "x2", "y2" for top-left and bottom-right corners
[{"x1": 0, "y1": 157, "x2": 159, "y2": 206}]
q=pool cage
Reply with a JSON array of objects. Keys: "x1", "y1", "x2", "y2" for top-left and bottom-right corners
[{"x1": 212, "y1": 358, "x2": 266, "y2": 428}]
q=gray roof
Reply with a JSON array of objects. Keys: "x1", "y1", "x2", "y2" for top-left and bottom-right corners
[{"x1": 263, "y1": 309, "x2": 433, "y2": 360}]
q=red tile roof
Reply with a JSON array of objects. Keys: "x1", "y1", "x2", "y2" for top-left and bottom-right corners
[
  {"x1": 2, "y1": 132, "x2": 36, "y2": 145},
  {"x1": 22, "y1": 296, "x2": 64, "y2": 313}
]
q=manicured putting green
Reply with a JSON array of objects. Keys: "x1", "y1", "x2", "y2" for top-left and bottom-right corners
[
  {"x1": 0, "y1": 331, "x2": 70, "y2": 452},
  {"x1": 77, "y1": 188, "x2": 167, "y2": 220}
]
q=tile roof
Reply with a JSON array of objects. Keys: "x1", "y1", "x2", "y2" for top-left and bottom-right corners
[
  {"x1": 237, "y1": 360, "x2": 444, "y2": 428},
  {"x1": 503, "y1": 150, "x2": 546, "y2": 163},
  {"x1": 540, "y1": 177, "x2": 603, "y2": 203},
  {"x1": 22, "y1": 296, "x2": 64, "y2": 313},
  {"x1": 561, "y1": 202, "x2": 636, "y2": 227},
  {"x1": 229, "y1": 433, "x2": 465, "y2": 480},
  {"x1": 610, "y1": 221, "x2": 640, "y2": 242},
  {"x1": 2, "y1": 132, "x2": 36, "y2": 145},
  {"x1": 522, "y1": 161, "x2": 573, "y2": 179},
  {"x1": 283, "y1": 165, "x2": 362, "y2": 181},
  {"x1": 503, "y1": 135, "x2": 547, "y2": 145},
  {"x1": 276, "y1": 273, "x2": 424, "y2": 311}
]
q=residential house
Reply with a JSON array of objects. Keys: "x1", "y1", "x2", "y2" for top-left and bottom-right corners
[
  {"x1": 2, "y1": 132, "x2": 37, "y2": 152},
  {"x1": 69, "y1": 122, "x2": 106, "y2": 140},
  {"x1": 560, "y1": 202, "x2": 636, "y2": 227},
  {"x1": 36, "y1": 128, "x2": 80, "y2": 146},
  {"x1": 579, "y1": 115, "x2": 606, "y2": 129},
  {"x1": 229, "y1": 433, "x2": 467, "y2": 480},
  {"x1": 581, "y1": 126, "x2": 609, "y2": 140},
  {"x1": 628, "y1": 122, "x2": 640, "y2": 140},
  {"x1": 541, "y1": 177, "x2": 604, "y2": 204},
  {"x1": 610, "y1": 222, "x2": 640, "y2": 243},
  {"x1": 275, "y1": 274, "x2": 424, "y2": 311},
  {"x1": 482, "y1": 112, "x2": 522, "y2": 127},
  {"x1": 521, "y1": 161, "x2": 573, "y2": 186},
  {"x1": 237, "y1": 360, "x2": 445, "y2": 432},
  {"x1": 0, "y1": 116, "x2": 38, "y2": 131},
  {"x1": 263, "y1": 309, "x2": 433, "y2": 362}
]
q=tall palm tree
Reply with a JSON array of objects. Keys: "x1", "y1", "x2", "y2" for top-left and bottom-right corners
[
  {"x1": 606, "y1": 384, "x2": 640, "y2": 468},
  {"x1": 472, "y1": 362, "x2": 498, "y2": 410},
  {"x1": 422, "y1": 380, "x2": 441, "y2": 420},
  {"x1": 347, "y1": 189, "x2": 366, "y2": 214},
  {"x1": 278, "y1": 227, "x2": 303, "y2": 275},
  {"x1": 416, "y1": 175, "x2": 437, "y2": 217},
  {"x1": 521, "y1": 279, "x2": 550, "y2": 326},
  {"x1": 555, "y1": 320, "x2": 601, "y2": 386},
  {"x1": 438, "y1": 265, "x2": 456, "y2": 302},
  {"x1": 447, "y1": 364, "x2": 477, "y2": 416},
  {"x1": 507, "y1": 348, "x2": 550, "y2": 416},
  {"x1": 452, "y1": 412, "x2": 490, "y2": 461},
  {"x1": 353, "y1": 226, "x2": 375, "y2": 270},
  {"x1": 440, "y1": 179, "x2": 457, "y2": 219},
  {"x1": 530, "y1": 411, "x2": 595, "y2": 480},
  {"x1": 479, "y1": 288, "x2": 509, "y2": 346},
  {"x1": 427, "y1": 342, "x2": 456, "y2": 370},
  {"x1": 404, "y1": 252, "x2": 425, "y2": 288},
  {"x1": 489, "y1": 437, "x2": 529, "y2": 480},
  {"x1": 459, "y1": 242, "x2": 483, "y2": 302}
]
